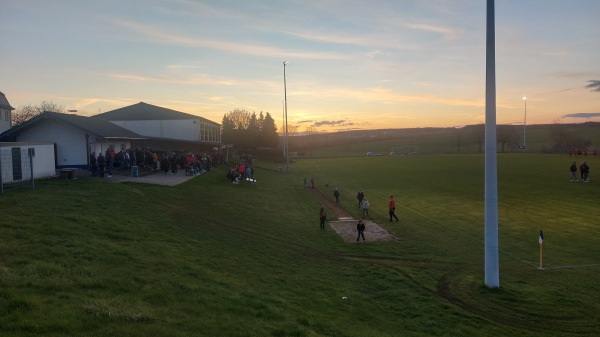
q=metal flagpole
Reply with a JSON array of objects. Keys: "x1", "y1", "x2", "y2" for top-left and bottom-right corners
[
  {"x1": 539, "y1": 229, "x2": 544, "y2": 269},
  {"x1": 540, "y1": 242, "x2": 543, "y2": 269}
]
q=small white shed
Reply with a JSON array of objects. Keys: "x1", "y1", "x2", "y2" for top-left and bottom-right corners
[{"x1": 0, "y1": 142, "x2": 56, "y2": 184}]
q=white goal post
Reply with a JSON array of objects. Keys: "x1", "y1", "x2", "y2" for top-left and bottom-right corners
[{"x1": 390, "y1": 146, "x2": 419, "y2": 155}]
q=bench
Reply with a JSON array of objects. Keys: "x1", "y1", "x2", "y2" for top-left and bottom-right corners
[{"x1": 58, "y1": 168, "x2": 75, "y2": 179}]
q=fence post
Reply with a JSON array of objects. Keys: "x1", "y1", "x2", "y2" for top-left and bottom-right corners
[{"x1": 29, "y1": 148, "x2": 35, "y2": 190}]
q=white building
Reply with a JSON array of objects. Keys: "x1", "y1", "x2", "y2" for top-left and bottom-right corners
[
  {"x1": 94, "y1": 102, "x2": 221, "y2": 150},
  {"x1": 0, "y1": 91, "x2": 14, "y2": 134},
  {"x1": 0, "y1": 102, "x2": 223, "y2": 170},
  {"x1": 0, "y1": 111, "x2": 145, "y2": 169},
  {"x1": 0, "y1": 142, "x2": 56, "y2": 184}
]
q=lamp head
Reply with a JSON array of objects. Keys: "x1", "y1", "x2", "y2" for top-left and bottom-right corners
[
  {"x1": 523, "y1": 96, "x2": 527, "y2": 101},
  {"x1": 283, "y1": 61, "x2": 288, "y2": 65}
]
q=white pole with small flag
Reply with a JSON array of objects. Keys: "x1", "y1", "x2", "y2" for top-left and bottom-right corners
[{"x1": 539, "y1": 229, "x2": 544, "y2": 269}]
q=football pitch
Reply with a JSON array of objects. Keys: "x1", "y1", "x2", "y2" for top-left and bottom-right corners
[{"x1": 0, "y1": 153, "x2": 598, "y2": 336}]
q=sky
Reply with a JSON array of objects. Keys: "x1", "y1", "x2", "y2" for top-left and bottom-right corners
[{"x1": 1, "y1": 0, "x2": 599, "y2": 132}]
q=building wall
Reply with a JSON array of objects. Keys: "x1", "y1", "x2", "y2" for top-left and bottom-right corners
[
  {"x1": 0, "y1": 142, "x2": 56, "y2": 183},
  {"x1": 17, "y1": 119, "x2": 89, "y2": 168},
  {"x1": 112, "y1": 120, "x2": 197, "y2": 141},
  {"x1": 111, "y1": 119, "x2": 221, "y2": 143},
  {"x1": 88, "y1": 141, "x2": 132, "y2": 159},
  {"x1": 0, "y1": 108, "x2": 11, "y2": 134}
]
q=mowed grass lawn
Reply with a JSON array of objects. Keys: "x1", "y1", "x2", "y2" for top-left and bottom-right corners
[{"x1": 1, "y1": 154, "x2": 598, "y2": 337}]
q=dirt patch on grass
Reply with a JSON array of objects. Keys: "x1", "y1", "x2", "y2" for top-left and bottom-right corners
[
  {"x1": 308, "y1": 187, "x2": 398, "y2": 243},
  {"x1": 329, "y1": 219, "x2": 398, "y2": 243}
]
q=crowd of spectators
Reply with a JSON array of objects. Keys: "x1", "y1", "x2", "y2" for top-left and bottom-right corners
[
  {"x1": 90, "y1": 146, "x2": 226, "y2": 178},
  {"x1": 226, "y1": 153, "x2": 255, "y2": 184},
  {"x1": 570, "y1": 149, "x2": 598, "y2": 157}
]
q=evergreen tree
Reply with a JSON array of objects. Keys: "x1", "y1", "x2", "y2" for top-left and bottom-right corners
[
  {"x1": 221, "y1": 109, "x2": 278, "y2": 149},
  {"x1": 260, "y1": 112, "x2": 279, "y2": 148},
  {"x1": 221, "y1": 113, "x2": 236, "y2": 146},
  {"x1": 247, "y1": 112, "x2": 259, "y2": 148}
]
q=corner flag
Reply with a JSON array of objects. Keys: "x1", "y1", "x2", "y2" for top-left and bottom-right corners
[{"x1": 538, "y1": 229, "x2": 544, "y2": 269}]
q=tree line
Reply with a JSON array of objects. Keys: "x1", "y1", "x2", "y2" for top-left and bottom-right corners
[{"x1": 221, "y1": 109, "x2": 279, "y2": 150}]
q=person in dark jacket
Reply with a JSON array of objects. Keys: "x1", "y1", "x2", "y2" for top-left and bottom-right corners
[
  {"x1": 356, "y1": 219, "x2": 366, "y2": 243},
  {"x1": 90, "y1": 152, "x2": 97, "y2": 176},
  {"x1": 357, "y1": 190, "x2": 364, "y2": 208},
  {"x1": 334, "y1": 188, "x2": 340, "y2": 204},
  {"x1": 569, "y1": 162, "x2": 578, "y2": 181},
  {"x1": 97, "y1": 152, "x2": 105, "y2": 178},
  {"x1": 580, "y1": 161, "x2": 590, "y2": 182},
  {"x1": 319, "y1": 208, "x2": 327, "y2": 230}
]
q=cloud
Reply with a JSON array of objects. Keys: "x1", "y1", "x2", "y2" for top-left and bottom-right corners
[
  {"x1": 313, "y1": 120, "x2": 350, "y2": 127},
  {"x1": 403, "y1": 22, "x2": 464, "y2": 40},
  {"x1": 108, "y1": 72, "x2": 237, "y2": 86},
  {"x1": 586, "y1": 80, "x2": 600, "y2": 92},
  {"x1": 561, "y1": 112, "x2": 600, "y2": 119},
  {"x1": 112, "y1": 19, "x2": 347, "y2": 60}
]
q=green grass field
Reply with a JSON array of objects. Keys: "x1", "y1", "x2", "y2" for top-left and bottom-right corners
[{"x1": 1, "y1": 153, "x2": 599, "y2": 336}]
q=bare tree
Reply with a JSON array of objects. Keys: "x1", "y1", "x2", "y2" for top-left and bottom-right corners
[
  {"x1": 497, "y1": 125, "x2": 518, "y2": 153},
  {"x1": 12, "y1": 101, "x2": 65, "y2": 126},
  {"x1": 224, "y1": 109, "x2": 252, "y2": 130},
  {"x1": 288, "y1": 124, "x2": 298, "y2": 137},
  {"x1": 469, "y1": 124, "x2": 485, "y2": 153},
  {"x1": 454, "y1": 127, "x2": 466, "y2": 153}
]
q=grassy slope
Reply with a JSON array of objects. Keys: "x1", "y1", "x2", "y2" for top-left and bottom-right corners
[{"x1": 1, "y1": 153, "x2": 599, "y2": 337}]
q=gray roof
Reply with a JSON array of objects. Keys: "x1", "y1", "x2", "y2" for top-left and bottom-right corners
[
  {"x1": 0, "y1": 91, "x2": 15, "y2": 110},
  {"x1": 94, "y1": 102, "x2": 219, "y2": 125},
  {"x1": 0, "y1": 111, "x2": 145, "y2": 141}
]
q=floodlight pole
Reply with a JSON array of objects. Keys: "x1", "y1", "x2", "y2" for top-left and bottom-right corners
[
  {"x1": 522, "y1": 96, "x2": 527, "y2": 150},
  {"x1": 484, "y1": 0, "x2": 500, "y2": 288},
  {"x1": 282, "y1": 100, "x2": 286, "y2": 157},
  {"x1": 283, "y1": 61, "x2": 290, "y2": 172}
]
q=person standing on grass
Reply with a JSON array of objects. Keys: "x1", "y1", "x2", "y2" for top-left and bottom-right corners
[
  {"x1": 304, "y1": 177, "x2": 307, "y2": 188},
  {"x1": 90, "y1": 152, "x2": 97, "y2": 176},
  {"x1": 581, "y1": 161, "x2": 590, "y2": 182},
  {"x1": 357, "y1": 190, "x2": 364, "y2": 208},
  {"x1": 97, "y1": 152, "x2": 105, "y2": 178},
  {"x1": 334, "y1": 188, "x2": 340, "y2": 204},
  {"x1": 361, "y1": 197, "x2": 370, "y2": 218},
  {"x1": 570, "y1": 162, "x2": 579, "y2": 181},
  {"x1": 389, "y1": 195, "x2": 399, "y2": 222},
  {"x1": 106, "y1": 147, "x2": 115, "y2": 177},
  {"x1": 311, "y1": 177, "x2": 315, "y2": 188},
  {"x1": 356, "y1": 219, "x2": 366, "y2": 243},
  {"x1": 319, "y1": 207, "x2": 327, "y2": 230}
]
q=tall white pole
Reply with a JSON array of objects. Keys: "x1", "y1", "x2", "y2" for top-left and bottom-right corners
[
  {"x1": 484, "y1": 0, "x2": 500, "y2": 288},
  {"x1": 523, "y1": 96, "x2": 527, "y2": 150},
  {"x1": 283, "y1": 61, "x2": 290, "y2": 172},
  {"x1": 282, "y1": 100, "x2": 286, "y2": 157}
]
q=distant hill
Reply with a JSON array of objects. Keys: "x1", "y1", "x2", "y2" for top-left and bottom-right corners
[{"x1": 284, "y1": 122, "x2": 600, "y2": 156}]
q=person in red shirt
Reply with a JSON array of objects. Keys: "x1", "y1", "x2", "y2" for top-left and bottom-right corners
[{"x1": 389, "y1": 195, "x2": 399, "y2": 222}]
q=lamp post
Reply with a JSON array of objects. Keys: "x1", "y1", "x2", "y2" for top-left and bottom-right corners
[
  {"x1": 283, "y1": 61, "x2": 289, "y2": 172},
  {"x1": 282, "y1": 100, "x2": 286, "y2": 157},
  {"x1": 522, "y1": 96, "x2": 527, "y2": 150}
]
